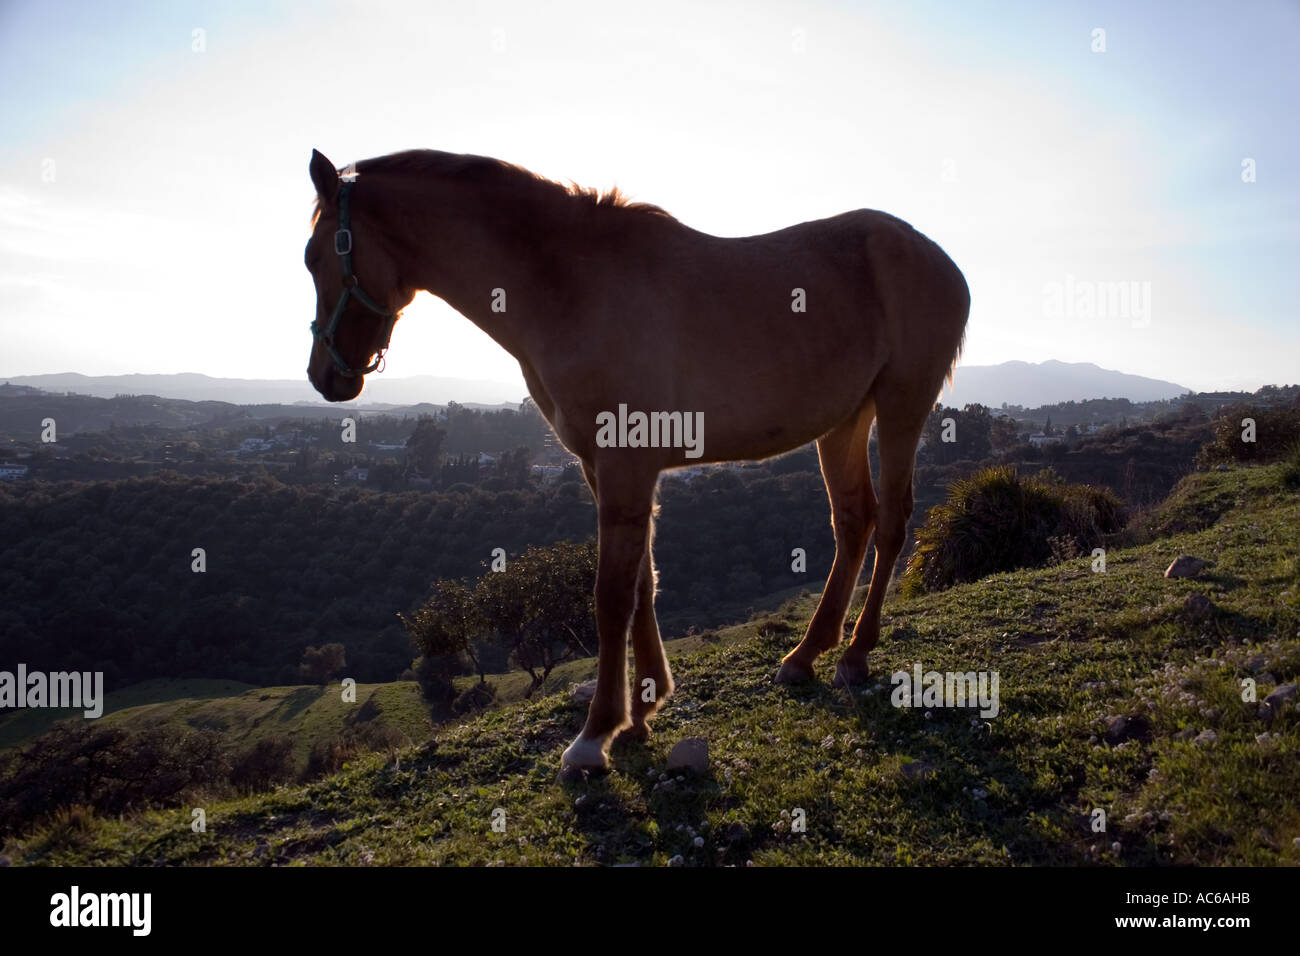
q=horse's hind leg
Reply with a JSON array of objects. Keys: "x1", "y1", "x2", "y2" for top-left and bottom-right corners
[
  {"x1": 623, "y1": 535, "x2": 674, "y2": 741},
  {"x1": 835, "y1": 385, "x2": 927, "y2": 686},
  {"x1": 775, "y1": 402, "x2": 876, "y2": 683}
]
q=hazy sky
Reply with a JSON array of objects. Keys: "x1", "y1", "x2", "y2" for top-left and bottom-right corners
[{"x1": 1, "y1": 0, "x2": 1296, "y2": 395}]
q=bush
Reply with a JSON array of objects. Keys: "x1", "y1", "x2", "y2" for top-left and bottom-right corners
[
  {"x1": 0, "y1": 723, "x2": 228, "y2": 836},
  {"x1": 229, "y1": 735, "x2": 296, "y2": 792},
  {"x1": 454, "y1": 680, "x2": 497, "y2": 714},
  {"x1": 1282, "y1": 440, "x2": 1300, "y2": 490},
  {"x1": 1196, "y1": 402, "x2": 1300, "y2": 468},
  {"x1": 901, "y1": 466, "x2": 1126, "y2": 596},
  {"x1": 304, "y1": 722, "x2": 408, "y2": 779}
]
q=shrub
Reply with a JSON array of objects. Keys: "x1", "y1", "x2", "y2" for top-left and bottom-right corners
[
  {"x1": 901, "y1": 466, "x2": 1125, "y2": 596},
  {"x1": 229, "y1": 735, "x2": 296, "y2": 792},
  {"x1": 1195, "y1": 402, "x2": 1300, "y2": 467},
  {"x1": 1282, "y1": 439, "x2": 1300, "y2": 490},
  {"x1": 304, "y1": 722, "x2": 408, "y2": 779}
]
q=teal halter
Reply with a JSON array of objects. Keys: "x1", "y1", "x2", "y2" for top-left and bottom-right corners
[{"x1": 310, "y1": 180, "x2": 398, "y2": 378}]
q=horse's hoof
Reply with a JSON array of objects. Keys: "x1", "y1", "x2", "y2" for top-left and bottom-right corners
[
  {"x1": 833, "y1": 658, "x2": 870, "y2": 688},
  {"x1": 774, "y1": 659, "x2": 816, "y2": 684},
  {"x1": 562, "y1": 736, "x2": 610, "y2": 773}
]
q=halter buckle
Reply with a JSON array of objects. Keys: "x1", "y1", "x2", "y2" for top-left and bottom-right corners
[{"x1": 333, "y1": 228, "x2": 353, "y2": 255}]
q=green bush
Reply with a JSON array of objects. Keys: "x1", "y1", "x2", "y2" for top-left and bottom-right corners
[
  {"x1": 1282, "y1": 440, "x2": 1300, "y2": 490},
  {"x1": 1195, "y1": 402, "x2": 1300, "y2": 467},
  {"x1": 901, "y1": 466, "x2": 1126, "y2": 596}
]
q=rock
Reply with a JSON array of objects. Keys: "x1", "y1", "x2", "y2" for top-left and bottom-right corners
[
  {"x1": 1215, "y1": 465, "x2": 1230, "y2": 472},
  {"x1": 1264, "y1": 683, "x2": 1297, "y2": 711},
  {"x1": 1173, "y1": 727, "x2": 1196, "y2": 742},
  {"x1": 1079, "y1": 681, "x2": 1107, "y2": 692},
  {"x1": 667, "y1": 854, "x2": 685, "y2": 867},
  {"x1": 570, "y1": 680, "x2": 597, "y2": 704},
  {"x1": 723, "y1": 822, "x2": 749, "y2": 843},
  {"x1": 1194, "y1": 729, "x2": 1218, "y2": 746},
  {"x1": 1183, "y1": 593, "x2": 1214, "y2": 616},
  {"x1": 693, "y1": 836, "x2": 704, "y2": 847},
  {"x1": 665, "y1": 736, "x2": 709, "y2": 774},
  {"x1": 1106, "y1": 714, "x2": 1150, "y2": 744},
  {"x1": 1247, "y1": 655, "x2": 1269, "y2": 673},
  {"x1": 1164, "y1": 555, "x2": 1207, "y2": 579}
]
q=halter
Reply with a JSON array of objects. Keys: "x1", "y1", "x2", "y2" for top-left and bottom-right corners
[{"x1": 310, "y1": 179, "x2": 398, "y2": 378}]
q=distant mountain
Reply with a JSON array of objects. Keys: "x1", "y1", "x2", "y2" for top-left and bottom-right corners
[
  {"x1": 944, "y1": 361, "x2": 1188, "y2": 408},
  {"x1": 3, "y1": 372, "x2": 527, "y2": 407},
  {"x1": 6, "y1": 361, "x2": 1189, "y2": 413}
]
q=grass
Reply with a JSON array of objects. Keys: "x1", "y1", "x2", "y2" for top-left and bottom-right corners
[
  {"x1": 5, "y1": 463, "x2": 1298, "y2": 866},
  {"x1": 0, "y1": 678, "x2": 256, "y2": 749}
]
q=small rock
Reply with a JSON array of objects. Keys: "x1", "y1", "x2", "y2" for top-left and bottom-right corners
[
  {"x1": 1183, "y1": 593, "x2": 1214, "y2": 616},
  {"x1": 1194, "y1": 729, "x2": 1218, "y2": 746},
  {"x1": 1111, "y1": 841, "x2": 1122, "y2": 854},
  {"x1": 570, "y1": 680, "x2": 597, "y2": 704},
  {"x1": 1173, "y1": 727, "x2": 1196, "y2": 742},
  {"x1": 1079, "y1": 681, "x2": 1106, "y2": 692},
  {"x1": 667, "y1": 854, "x2": 685, "y2": 867},
  {"x1": 666, "y1": 737, "x2": 709, "y2": 775},
  {"x1": 1164, "y1": 555, "x2": 1207, "y2": 579},
  {"x1": 1104, "y1": 715, "x2": 1128, "y2": 743},
  {"x1": 971, "y1": 788, "x2": 988, "y2": 800},
  {"x1": 1215, "y1": 465, "x2": 1230, "y2": 472},
  {"x1": 1247, "y1": 655, "x2": 1269, "y2": 673},
  {"x1": 693, "y1": 836, "x2": 704, "y2": 848},
  {"x1": 1264, "y1": 683, "x2": 1298, "y2": 712},
  {"x1": 1105, "y1": 714, "x2": 1150, "y2": 744}
]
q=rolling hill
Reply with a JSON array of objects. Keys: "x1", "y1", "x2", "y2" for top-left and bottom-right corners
[{"x1": 7, "y1": 462, "x2": 1296, "y2": 866}]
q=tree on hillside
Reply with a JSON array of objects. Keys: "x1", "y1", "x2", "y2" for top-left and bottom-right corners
[
  {"x1": 406, "y1": 416, "x2": 446, "y2": 478},
  {"x1": 400, "y1": 578, "x2": 488, "y2": 687},
  {"x1": 300, "y1": 642, "x2": 346, "y2": 685},
  {"x1": 479, "y1": 539, "x2": 596, "y2": 696}
]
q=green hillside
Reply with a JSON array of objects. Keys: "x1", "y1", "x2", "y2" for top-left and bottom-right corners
[{"x1": 7, "y1": 463, "x2": 1298, "y2": 866}]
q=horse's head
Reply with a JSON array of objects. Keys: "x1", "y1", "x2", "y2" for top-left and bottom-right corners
[{"x1": 304, "y1": 149, "x2": 414, "y2": 402}]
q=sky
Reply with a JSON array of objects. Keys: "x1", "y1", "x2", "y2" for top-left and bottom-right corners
[{"x1": 1, "y1": 0, "x2": 1296, "y2": 396}]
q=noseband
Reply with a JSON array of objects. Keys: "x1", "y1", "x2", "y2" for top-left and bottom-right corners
[{"x1": 311, "y1": 180, "x2": 398, "y2": 378}]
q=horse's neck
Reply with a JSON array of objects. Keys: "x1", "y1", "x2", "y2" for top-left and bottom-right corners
[{"x1": 396, "y1": 187, "x2": 558, "y2": 362}]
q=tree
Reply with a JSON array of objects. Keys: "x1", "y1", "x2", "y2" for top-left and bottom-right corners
[
  {"x1": 989, "y1": 414, "x2": 1019, "y2": 454},
  {"x1": 400, "y1": 578, "x2": 488, "y2": 685},
  {"x1": 477, "y1": 539, "x2": 597, "y2": 696},
  {"x1": 406, "y1": 416, "x2": 446, "y2": 477},
  {"x1": 299, "y1": 642, "x2": 346, "y2": 685}
]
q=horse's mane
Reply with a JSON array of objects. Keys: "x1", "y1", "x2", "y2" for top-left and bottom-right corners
[{"x1": 310, "y1": 149, "x2": 676, "y2": 225}]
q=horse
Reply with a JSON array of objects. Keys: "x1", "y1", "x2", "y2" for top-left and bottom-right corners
[{"x1": 303, "y1": 148, "x2": 970, "y2": 772}]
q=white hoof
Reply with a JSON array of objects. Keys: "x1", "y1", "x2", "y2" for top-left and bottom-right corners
[{"x1": 562, "y1": 736, "x2": 609, "y2": 771}]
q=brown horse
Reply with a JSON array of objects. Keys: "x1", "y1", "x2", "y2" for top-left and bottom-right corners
[{"x1": 303, "y1": 148, "x2": 969, "y2": 772}]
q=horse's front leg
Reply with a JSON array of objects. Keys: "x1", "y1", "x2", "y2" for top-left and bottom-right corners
[{"x1": 561, "y1": 462, "x2": 658, "y2": 772}]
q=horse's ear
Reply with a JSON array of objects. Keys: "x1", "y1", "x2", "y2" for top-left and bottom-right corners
[{"x1": 310, "y1": 148, "x2": 339, "y2": 204}]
